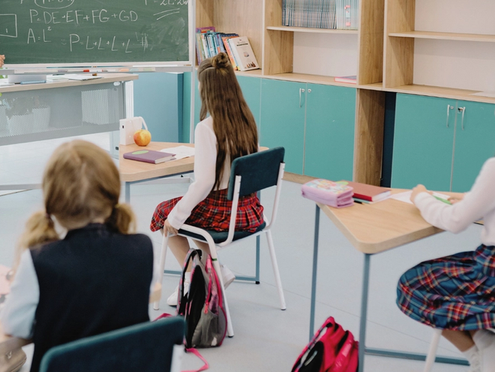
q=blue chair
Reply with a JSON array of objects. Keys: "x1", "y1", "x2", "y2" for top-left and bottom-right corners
[
  {"x1": 39, "y1": 316, "x2": 185, "y2": 372},
  {"x1": 154, "y1": 147, "x2": 287, "y2": 338}
]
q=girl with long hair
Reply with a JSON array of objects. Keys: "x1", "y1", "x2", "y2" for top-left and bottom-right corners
[{"x1": 150, "y1": 52, "x2": 263, "y2": 306}]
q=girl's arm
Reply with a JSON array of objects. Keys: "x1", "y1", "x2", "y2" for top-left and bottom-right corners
[
  {"x1": 167, "y1": 120, "x2": 217, "y2": 229},
  {"x1": 414, "y1": 158, "x2": 495, "y2": 233},
  {"x1": 0, "y1": 251, "x2": 39, "y2": 338}
]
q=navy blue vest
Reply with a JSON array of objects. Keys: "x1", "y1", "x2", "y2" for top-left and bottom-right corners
[{"x1": 30, "y1": 224, "x2": 153, "y2": 372}]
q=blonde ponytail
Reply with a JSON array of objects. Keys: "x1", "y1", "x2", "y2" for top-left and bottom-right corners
[
  {"x1": 13, "y1": 210, "x2": 59, "y2": 274},
  {"x1": 105, "y1": 203, "x2": 136, "y2": 235}
]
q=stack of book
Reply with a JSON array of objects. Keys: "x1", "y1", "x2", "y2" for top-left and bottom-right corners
[
  {"x1": 282, "y1": 0, "x2": 359, "y2": 30},
  {"x1": 195, "y1": 27, "x2": 260, "y2": 72}
]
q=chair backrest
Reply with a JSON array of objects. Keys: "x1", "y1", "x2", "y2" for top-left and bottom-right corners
[
  {"x1": 227, "y1": 147, "x2": 285, "y2": 200},
  {"x1": 39, "y1": 317, "x2": 185, "y2": 372}
]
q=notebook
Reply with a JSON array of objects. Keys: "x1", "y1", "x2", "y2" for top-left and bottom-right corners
[
  {"x1": 123, "y1": 149, "x2": 175, "y2": 164},
  {"x1": 338, "y1": 181, "x2": 391, "y2": 202}
]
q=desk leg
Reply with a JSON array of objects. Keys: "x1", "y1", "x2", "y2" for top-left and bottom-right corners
[
  {"x1": 125, "y1": 182, "x2": 130, "y2": 204},
  {"x1": 309, "y1": 205, "x2": 320, "y2": 340},
  {"x1": 358, "y1": 254, "x2": 371, "y2": 372}
]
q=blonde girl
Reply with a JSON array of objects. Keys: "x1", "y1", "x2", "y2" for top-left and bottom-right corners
[
  {"x1": 2, "y1": 140, "x2": 156, "y2": 372},
  {"x1": 150, "y1": 52, "x2": 263, "y2": 306}
]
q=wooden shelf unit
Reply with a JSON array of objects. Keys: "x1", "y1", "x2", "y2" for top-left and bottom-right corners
[{"x1": 384, "y1": 0, "x2": 495, "y2": 103}]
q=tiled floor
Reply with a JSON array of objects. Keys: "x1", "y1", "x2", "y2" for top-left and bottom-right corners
[{"x1": 0, "y1": 134, "x2": 477, "y2": 371}]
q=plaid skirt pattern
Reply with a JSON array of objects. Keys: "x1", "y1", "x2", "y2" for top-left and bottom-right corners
[
  {"x1": 150, "y1": 189, "x2": 264, "y2": 233},
  {"x1": 397, "y1": 244, "x2": 495, "y2": 330}
]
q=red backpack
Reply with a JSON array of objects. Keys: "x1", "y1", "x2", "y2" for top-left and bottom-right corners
[{"x1": 292, "y1": 316, "x2": 358, "y2": 372}]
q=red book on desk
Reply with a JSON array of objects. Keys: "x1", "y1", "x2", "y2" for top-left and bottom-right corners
[
  {"x1": 123, "y1": 150, "x2": 175, "y2": 164},
  {"x1": 339, "y1": 181, "x2": 391, "y2": 202}
]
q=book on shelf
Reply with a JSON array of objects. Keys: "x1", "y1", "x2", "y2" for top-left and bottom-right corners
[
  {"x1": 282, "y1": 0, "x2": 358, "y2": 30},
  {"x1": 334, "y1": 75, "x2": 357, "y2": 84},
  {"x1": 222, "y1": 35, "x2": 240, "y2": 70},
  {"x1": 338, "y1": 180, "x2": 391, "y2": 202},
  {"x1": 228, "y1": 36, "x2": 260, "y2": 71},
  {"x1": 123, "y1": 149, "x2": 176, "y2": 164},
  {"x1": 195, "y1": 26, "x2": 215, "y2": 63}
]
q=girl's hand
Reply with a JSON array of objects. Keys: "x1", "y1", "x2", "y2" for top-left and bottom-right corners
[
  {"x1": 448, "y1": 193, "x2": 465, "y2": 204},
  {"x1": 410, "y1": 184, "x2": 429, "y2": 203},
  {"x1": 164, "y1": 219, "x2": 178, "y2": 237}
]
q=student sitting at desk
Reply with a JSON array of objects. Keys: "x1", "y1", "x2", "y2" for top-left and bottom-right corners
[
  {"x1": 1, "y1": 140, "x2": 157, "y2": 372},
  {"x1": 397, "y1": 157, "x2": 495, "y2": 372},
  {"x1": 150, "y1": 52, "x2": 264, "y2": 306}
]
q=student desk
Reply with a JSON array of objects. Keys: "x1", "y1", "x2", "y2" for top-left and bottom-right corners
[
  {"x1": 119, "y1": 142, "x2": 195, "y2": 203},
  {"x1": 310, "y1": 192, "x2": 468, "y2": 371}
]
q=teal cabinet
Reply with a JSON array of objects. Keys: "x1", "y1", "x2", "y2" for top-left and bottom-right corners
[
  {"x1": 392, "y1": 94, "x2": 455, "y2": 191},
  {"x1": 452, "y1": 100, "x2": 495, "y2": 192},
  {"x1": 260, "y1": 79, "x2": 356, "y2": 177},
  {"x1": 392, "y1": 94, "x2": 495, "y2": 192},
  {"x1": 304, "y1": 84, "x2": 355, "y2": 180},
  {"x1": 134, "y1": 72, "x2": 182, "y2": 142},
  {"x1": 260, "y1": 79, "x2": 306, "y2": 174}
]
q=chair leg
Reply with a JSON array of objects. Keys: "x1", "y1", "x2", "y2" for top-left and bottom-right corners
[
  {"x1": 209, "y1": 246, "x2": 235, "y2": 338},
  {"x1": 154, "y1": 232, "x2": 169, "y2": 310},
  {"x1": 424, "y1": 329, "x2": 442, "y2": 372},
  {"x1": 266, "y1": 230, "x2": 287, "y2": 310}
]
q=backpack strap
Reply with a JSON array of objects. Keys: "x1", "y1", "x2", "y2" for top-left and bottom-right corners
[{"x1": 183, "y1": 347, "x2": 209, "y2": 372}]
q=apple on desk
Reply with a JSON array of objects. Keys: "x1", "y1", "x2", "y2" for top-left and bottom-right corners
[{"x1": 133, "y1": 129, "x2": 151, "y2": 146}]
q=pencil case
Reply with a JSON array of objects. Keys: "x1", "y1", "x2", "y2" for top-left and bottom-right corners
[{"x1": 301, "y1": 179, "x2": 354, "y2": 208}]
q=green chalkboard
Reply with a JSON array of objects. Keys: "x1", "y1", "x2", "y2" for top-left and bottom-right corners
[{"x1": 0, "y1": 0, "x2": 190, "y2": 65}]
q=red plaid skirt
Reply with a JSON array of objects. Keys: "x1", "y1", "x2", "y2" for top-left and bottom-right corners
[
  {"x1": 150, "y1": 189, "x2": 264, "y2": 233},
  {"x1": 397, "y1": 244, "x2": 495, "y2": 330}
]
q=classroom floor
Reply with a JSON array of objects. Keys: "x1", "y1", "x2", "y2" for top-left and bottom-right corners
[{"x1": 0, "y1": 134, "x2": 479, "y2": 372}]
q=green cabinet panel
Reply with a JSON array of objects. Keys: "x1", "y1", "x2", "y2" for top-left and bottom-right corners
[
  {"x1": 452, "y1": 101, "x2": 495, "y2": 192},
  {"x1": 392, "y1": 94, "x2": 456, "y2": 191},
  {"x1": 237, "y1": 75, "x2": 261, "y2": 128},
  {"x1": 260, "y1": 79, "x2": 306, "y2": 174},
  {"x1": 304, "y1": 84, "x2": 356, "y2": 180}
]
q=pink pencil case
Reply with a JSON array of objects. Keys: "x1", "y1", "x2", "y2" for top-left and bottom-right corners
[{"x1": 301, "y1": 179, "x2": 354, "y2": 208}]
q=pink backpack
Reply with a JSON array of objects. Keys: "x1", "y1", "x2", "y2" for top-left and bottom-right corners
[{"x1": 292, "y1": 316, "x2": 358, "y2": 372}]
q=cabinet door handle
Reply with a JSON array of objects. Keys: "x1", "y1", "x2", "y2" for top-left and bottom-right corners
[
  {"x1": 299, "y1": 88, "x2": 305, "y2": 107},
  {"x1": 458, "y1": 107, "x2": 466, "y2": 130},
  {"x1": 446, "y1": 105, "x2": 453, "y2": 127}
]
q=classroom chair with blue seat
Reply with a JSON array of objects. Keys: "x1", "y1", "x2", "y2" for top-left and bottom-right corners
[
  {"x1": 154, "y1": 147, "x2": 287, "y2": 338},
  {"x1": 39, "y1": 316, "x2": 185, "y2": 372}
]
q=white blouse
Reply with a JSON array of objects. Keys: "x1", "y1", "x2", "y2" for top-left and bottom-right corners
[
  {"x1": 415, "y1": 157, "x2": 495, "y2": 246},
  {"x1": 167, "y1": 116, "x2": 230, "y2": 229}
]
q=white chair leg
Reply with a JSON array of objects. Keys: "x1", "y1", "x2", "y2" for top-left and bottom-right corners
[
  {"x1": 153, "y1": 232, "x2": 169, "y2": 310},
  {"x1": 266, "y1": 230, "x2": 286, "y2": 310},
  {"x1": 424, "y1": 329, "x2": 442, "y2": 372},
  {"x1": 209, "y1": 244, "x2": 234, "y2": 338}
]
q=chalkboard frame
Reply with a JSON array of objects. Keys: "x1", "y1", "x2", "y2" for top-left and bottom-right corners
[{"x1": 0, "y1": 0, "x2": 195, "y2": 69}]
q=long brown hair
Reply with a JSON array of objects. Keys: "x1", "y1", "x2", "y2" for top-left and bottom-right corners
[
  {"x1": 14, "y1": 140, "x2": 136, "y2": 269},
  {"x1": 197, "y1": 52, "x2": 259, "y2": 191}
]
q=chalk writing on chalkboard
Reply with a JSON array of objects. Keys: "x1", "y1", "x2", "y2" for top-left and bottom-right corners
[{"x1": 0, "y1": 0, "x2": 190, "y2": 65}]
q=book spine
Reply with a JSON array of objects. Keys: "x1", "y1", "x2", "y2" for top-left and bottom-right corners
[
  {"x1": 352, "y1": 193, "x2": 372, "y2": 202},
  {"x1": 222, "y1": 37, "x2": 238, "y2": 70}
]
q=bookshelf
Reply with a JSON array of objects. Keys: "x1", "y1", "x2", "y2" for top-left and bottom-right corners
[
  {"x1": 384, "y1": 0, "x2": 495, "y2": 100},
  {"x1": 193, "y1": 0, "x2": 495, "y2": 186},
  {"x1": 195, "y1": 0, "x2": 386, "y2": 185}
]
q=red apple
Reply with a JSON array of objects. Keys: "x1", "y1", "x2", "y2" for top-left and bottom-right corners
[{"x1": 133, "y1": 129, "x2": 151, "y2": 146}]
